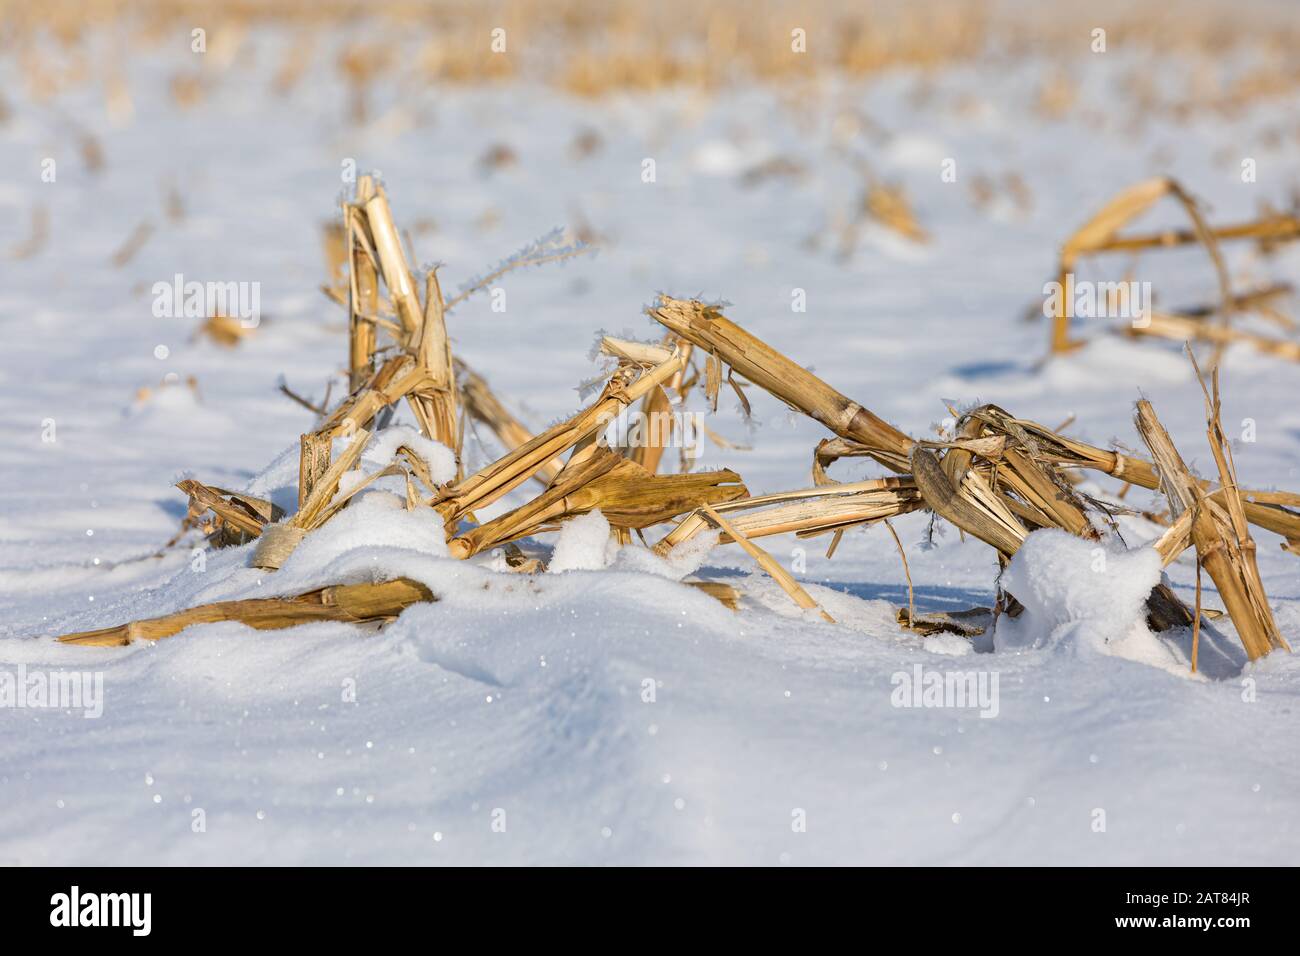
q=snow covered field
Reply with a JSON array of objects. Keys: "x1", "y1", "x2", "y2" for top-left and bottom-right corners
[{"x1": 2, "y1": 18, "x2": 1299, "y2": 865}]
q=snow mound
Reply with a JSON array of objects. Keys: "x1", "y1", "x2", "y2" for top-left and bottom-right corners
[
  {"x1": 361, "y1": 425, "x2": 458, "y2": 485},
  {"x1": 276, "y1": 490, "x2": 450, "y2": 580},
  {"x1": 548, "y1": 509, "x2": 616, "y2": 573},
  {"x1": 995, "y1": 529, "x2": 1187, "y2": 675}
]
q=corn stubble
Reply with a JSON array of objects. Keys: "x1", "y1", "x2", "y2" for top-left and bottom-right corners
[
  {"x1": 1046, "y1": 176, "x2": 1300, "y2": 361},
  {"x1": 52, "y1": 188, "x2": 1299, "y2": 670}
]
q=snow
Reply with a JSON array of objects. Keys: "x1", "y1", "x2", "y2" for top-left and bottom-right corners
[
  {"x1": 277, "y1": 491, "x2": 452, "y2": 577},
  {"x1": 2, "y1": 27, "x2": 1299, "y2": 865},
  {"x1": 361, "y1": 426, "x2": 458, "y2": 486},
  {"x1": 547, "y1": 509, "x2": 616, "y2": 573},
  {"x1": 996, "y1": 529, "x2": 1189, "y2": 676}
]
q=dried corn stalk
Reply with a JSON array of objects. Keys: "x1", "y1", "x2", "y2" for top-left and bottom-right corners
[
  {"x1": 346, "y1": 175, "x2": 381, "y2": 390},
  {"x1": 897, "y1": 606, "x2": 991, "y2": 637},
  {"x1": 814, "y1": 434, "x2": 1006, "y2": 485},
  {"x1": 683, "y1": 580, "x2": 741, "y2": 610},
  {"x1": 448, "y1": 448, "x2": 746, "y2": 558},
  {"x1": 641, "y1": 302, "x2": 1183, "y2": 628},
  {"x1": 110, "y1": 220, "x2": 153, "y2": 268},
  {"x1": 361, "y1": 184, "x2": 422, "y2": 340},
  {"x1": 55, "y1": 578, "x2": 434, "y2": 647},
  {"x1": 626, "y1": 334, "x2": 695, "y2": 474},
  {"x1": 911, "y1": 448, "x2": 1027, "y2": 557},
  {"x1": 298, "y1": 432, "x2": 332, "y2": 507},
  {"x1": 698, "y1": 503, "x2": 835, "y2": 623},
  {"x1": 195, "y1": 314, "x2": 256, "y2": 348},
  {"x1": 1135, "y1": 398, "x2": 1287, "y2": 663},
  {"x1": 655, "y1": 477, "x2": 921, "y2": 554},
  {"x1": 252, "y1": 428, "x2": 374, "y2": 569},
  {"x1": 863, "y1": 179, "x2": 929, "y2": 243},
  {"x1": 1048, "y1": 176, "x2": 1299, "y2": 355},
  {"x1": 1128, "y1": 311, "x2": 1300, "y2": 363},
  {"x1": 322, "y1": 219, "x2": 347, "y2": 287},
  {"x1": 175, "y1": 480, "x2": 282, "y2": 548},
  {"x1": 647, "y1": 297, "x2": 914, "y2": 471},
  {"x1": 317, "y1": 356, "x2": 433, "y2": 441},
  {"x1": 836, "y1": 162, "x2": 929, "y2": 255},
  {"x1": 908, "y1": 413, "x2": 1193, "y2": 630},
  {"x1": 431, "y1": 350, "x2": 686, "y2": 528},
  {"x1": 9, "y1": 205, "x2": 49, "y2": 259},
  {"x1": 954, "y1": 405, "x2": 1300, "y2": 548},
  {"x1": 1051, "y1": 178, "x2": 1195, "y2": 353},
  {"x1": 406, "y1": 270, "x2": 460, "y2": 463}
]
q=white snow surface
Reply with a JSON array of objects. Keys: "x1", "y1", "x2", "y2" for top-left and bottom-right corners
[
  {"x1": 547, "y1": 509, "x2": 617, "y2": 573},
  {"x1": 2, "y1": 32, "x2": 1300, "y2": 865}
]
